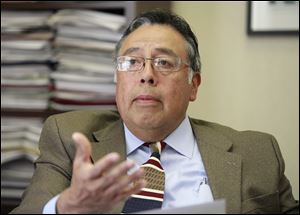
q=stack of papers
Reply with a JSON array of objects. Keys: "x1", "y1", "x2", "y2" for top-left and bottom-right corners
[
  {"x1": 1, "y1": 10, "x2": 54, "y2": 111},
  {"x1": 48, "y1": 9, "x2": 123, "y2": 111},
  {"x1": 1, "y1": 11, "x2": 54, "y2": 64},
  {"x1": 1, "y1": 117, "x2": 43, "y2": 202}
]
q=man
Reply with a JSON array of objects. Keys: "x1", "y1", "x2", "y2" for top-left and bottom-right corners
[{"x1": 11, "y1": 10, "x2": 298, "y2": 214}]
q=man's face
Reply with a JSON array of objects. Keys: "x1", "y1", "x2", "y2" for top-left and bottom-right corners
[{"x1": 116, "y1": 24, "x2": 200, "y2": 139}]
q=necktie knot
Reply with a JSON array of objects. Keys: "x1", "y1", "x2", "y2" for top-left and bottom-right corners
[{"x1": 143, "y1": 141, "x2": 166, "y2": 156}]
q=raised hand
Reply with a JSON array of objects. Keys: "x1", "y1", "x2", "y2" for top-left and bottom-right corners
[{"x1": 56, "y1": 132, "x2": 145, "y2": 213}]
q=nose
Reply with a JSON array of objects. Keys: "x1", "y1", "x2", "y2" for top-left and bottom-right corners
[{"x1": 140, "y1": 59, "x2": 157, "y2": 85}]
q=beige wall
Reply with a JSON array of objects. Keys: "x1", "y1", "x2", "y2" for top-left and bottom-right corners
[{"x1": 172, "y1": 1, "x2": 299, "y2": 199}]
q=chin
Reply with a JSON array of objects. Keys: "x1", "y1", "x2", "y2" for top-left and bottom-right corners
[{"x1": 135, "y1": 115, "x2": 161, "y2": 128}]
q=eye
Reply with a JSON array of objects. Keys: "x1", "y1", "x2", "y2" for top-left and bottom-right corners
[
  {"x1": 129, "y1": 58, "x2": 138, "y2": 65},
  {"x1": 156, "y1": 58, "x2": 174, "y2": 68},
  {"x1": 157, "y1": 59, "x2": 168, "y2": 66},
  {"x1": 121, "y1": 57, "x2": 143, "y2": 71}
]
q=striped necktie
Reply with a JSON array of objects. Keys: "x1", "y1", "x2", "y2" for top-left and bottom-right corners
[{"x1": 122, "y1": 141, "x2": 166, "y2": 213}]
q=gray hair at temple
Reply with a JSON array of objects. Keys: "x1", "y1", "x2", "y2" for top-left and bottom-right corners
[{"x1": 115, "y1": 10, "x2": 202, "y2": 77}]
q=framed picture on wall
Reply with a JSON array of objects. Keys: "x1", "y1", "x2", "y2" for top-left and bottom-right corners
[{"x1": 247, "y1": 1, "x2": 299, "y2": 35}]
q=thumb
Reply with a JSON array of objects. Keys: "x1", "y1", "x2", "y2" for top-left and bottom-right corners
[{"x1": 72, "y1": 132, "x2": 92, "y2": 164}]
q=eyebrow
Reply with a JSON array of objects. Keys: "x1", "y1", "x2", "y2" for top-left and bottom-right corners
[
  {"x1": 154, "y1": 48, "x2": 178, "y2": 57},
  {"x1": 122, "y1": 47, "x2": 140, "y2": 56},
  {"x1": 121, "y1": 47, "x2": 178, "y2": 57}
]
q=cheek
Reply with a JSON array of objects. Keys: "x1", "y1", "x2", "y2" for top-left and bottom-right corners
[
  {"x1": 116, "y1": 78, "x2": 126, "y2": 105},
  {"x1": 116, "y1": 75, "x2": 135, "y2": 107},
  {"x1": 164, "y1": 80, "x2": 191, "y2": 105}
]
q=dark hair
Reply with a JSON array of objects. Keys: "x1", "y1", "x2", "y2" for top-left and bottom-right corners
[{"x1": 115, "y1": 9, "x2": 201, "y2": 73}]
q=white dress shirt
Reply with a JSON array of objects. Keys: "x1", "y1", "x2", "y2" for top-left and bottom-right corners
[
  {"x1": 43, "y1": 115, "x2": 213, "y2": 213},
  {"x1": 125, "y1": 115, "x2": 214, "y2": 209}
]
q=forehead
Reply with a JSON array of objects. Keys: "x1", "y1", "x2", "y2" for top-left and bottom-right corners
[{"x1": 119, "y1": 24, "x2": 187, "y2": 57}]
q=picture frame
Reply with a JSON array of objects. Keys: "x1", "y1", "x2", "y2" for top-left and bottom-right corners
[{"x1": 247, "y1": 1, "x2": 299, "y2": 35}]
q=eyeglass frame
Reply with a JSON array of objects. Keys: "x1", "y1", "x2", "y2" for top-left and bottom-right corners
[{"x1": 116, "y1": 55, "x2": 190, "y2": 74}]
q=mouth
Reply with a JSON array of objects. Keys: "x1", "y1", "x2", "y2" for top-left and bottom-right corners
[{"x1": 133, "y1": 95, "x2": 161, "y2": 106}]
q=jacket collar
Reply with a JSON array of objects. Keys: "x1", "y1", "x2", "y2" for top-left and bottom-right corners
[{"x1": 92, "y1": 118, "x2": 126, "y2": 162}]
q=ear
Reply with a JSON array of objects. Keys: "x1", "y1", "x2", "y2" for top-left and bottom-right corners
[{"x1": 189, "y1": 73, "x2": 201, "y2": 101}]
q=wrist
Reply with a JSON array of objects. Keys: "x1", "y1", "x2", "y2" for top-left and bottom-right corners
[{"x1": 56, "y1": 188, "x2": 78, "y2": 214}]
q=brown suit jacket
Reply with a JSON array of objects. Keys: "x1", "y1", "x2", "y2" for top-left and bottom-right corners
[{"x1": 11, "y1": 110, "x2": 298, "y2": 214}]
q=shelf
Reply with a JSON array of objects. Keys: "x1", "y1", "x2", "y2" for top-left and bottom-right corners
[
  {"x1": 1, "y1": 1, "x2": 171, "y2": 22},
  {"x1": 1, "y1": 109, "x2": 62, "y2": 119},
  {"x1": 2, "y1": 1, "x2": 130, "y2": 10},
  {"x1": 2, "y1": 1, "x2": 135, "y2": 22}
]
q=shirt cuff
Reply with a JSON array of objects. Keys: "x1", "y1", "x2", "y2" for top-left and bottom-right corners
[{"x1": 43, "y1": 194, "x2": 60, "y2": 214}]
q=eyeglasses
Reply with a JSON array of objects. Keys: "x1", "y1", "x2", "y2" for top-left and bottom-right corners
[{"x1": 116, "y1": 56, "x2": 189, "y2": 74}]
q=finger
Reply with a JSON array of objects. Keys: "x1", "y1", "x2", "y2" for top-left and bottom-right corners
[
  {"x1": 92, "y1": 159, "x2": 135, "y2": 189},
  {"x1": 106, "y1": 159, "x2": 136, "y2": 182},
  {"x1": 102, "y1": 168, "x2": 145, "y2": 199},
  {"x1": 113, "y1": 178, "x2": 147, "y2": 203},
  {"x1": 89, "y1": 152, "x2": 120, "y2": 179},
  {"x1": 72, "y1": 132, "x2": 92, "y2": 165}
]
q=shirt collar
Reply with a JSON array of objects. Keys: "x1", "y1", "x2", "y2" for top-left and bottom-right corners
[
  {"x1": 124, "y1": 115, "x2": 195, "y2": 158},
  {"x1": 124, "y1": 123, "x2": 144, "y2": 155}
]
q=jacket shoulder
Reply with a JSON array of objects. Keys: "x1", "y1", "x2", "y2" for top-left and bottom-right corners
[
  {"x1": 190, "y1": 117, "x2": 275, "y2": 141},
  {"x1": 44, "y1": 110, "x2": 121, "y2": 142}
]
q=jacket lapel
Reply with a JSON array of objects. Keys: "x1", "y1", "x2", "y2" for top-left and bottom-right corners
[
  {"x1": 91, "y1": 119, "x2": 126, "y2": 162},
  {"x1": 190, "y1": 119, "x2": 242, "y2": 214},
  {"x1": 91, "y1": 119, "x2": 127, "y2": 214}
]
